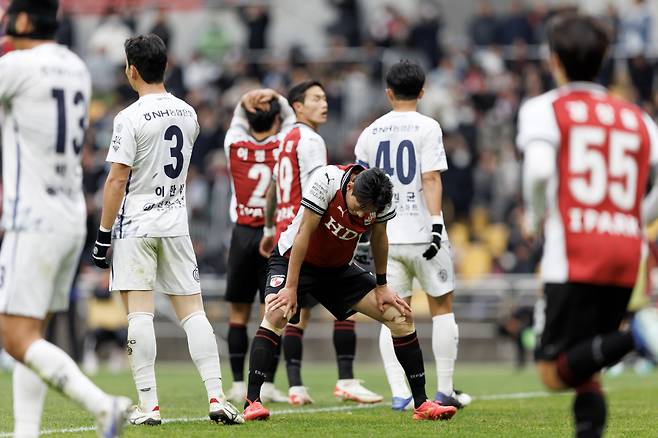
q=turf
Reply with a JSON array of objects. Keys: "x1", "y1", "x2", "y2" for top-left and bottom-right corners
[{"x1": 1, "y1": 362, "x2": 657, "y2": 437}]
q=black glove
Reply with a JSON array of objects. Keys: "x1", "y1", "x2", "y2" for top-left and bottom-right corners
[
  {"x1": 92, "y1": 228, "x2": 112, "y2": 269},
  {"x1": 422, "y1": 223, "x2": 443, "y2": 260}
]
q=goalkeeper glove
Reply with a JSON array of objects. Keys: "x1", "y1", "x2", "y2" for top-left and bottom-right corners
[
  {"x1": 92, "y1": 228, "x2": 112, "y2": 269},
  {"x1": 422, "y1": 222, "x2": 443, "y2": 260}
]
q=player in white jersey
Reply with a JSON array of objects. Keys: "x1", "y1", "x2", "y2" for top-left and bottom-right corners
[
  {"x1": 92, "y1": 34, "x2": 242, "y2": 426},
  {"x1": 355, "y1": 60, "x2": 470, "y2": 410},
  {"x1": 0, "y1": 1, "x2": 131, "y2": 437}
]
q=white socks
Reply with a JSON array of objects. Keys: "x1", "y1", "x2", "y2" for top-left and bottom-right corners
[
  {"x1": 13, "y1": 362, "x2": 46, "y2": 438},
  {"x1": 181, "y1": 311, "x2": 223, "y2": 401},
  {"x1": 23, "y1": 339, "x2": 110, "y2": 417},
  {"x1": 127, "y1": 312, "x2": 158, "y2": 410},
  {"x1": 378, "y1": 324, "x2": 411, "y2": 398},
  {"x1": 433, "y1": 313, "x2": 458, "y2": 395}
]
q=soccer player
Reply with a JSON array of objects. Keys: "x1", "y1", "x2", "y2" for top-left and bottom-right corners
[
  {"x1": 518, "y1": 14, "x2": 658, "y2": 438},
  {"x1": 354, "y1": 60, "x2": 470, "y2": 410},
  {"x1": 0, "y1": 1, "x2": 131, "y2": 437},
  {"x1": 243, "y1": 164, "x2": 457, "y2": 421},
  {"x1": 92, "y1": 34, "x2": 242, "y2": 426},
  {"x1": 224, "y1": 88, "x2": 294, "y2": 404},
  {"x1": 259, "y1": 81, "x2": 382, "y2": 405}
]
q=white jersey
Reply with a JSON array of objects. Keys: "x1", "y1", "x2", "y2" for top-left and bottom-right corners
[
  {"x1": 106, "y1": 93, "x2": 199, "y2": 238},
  {"x1": 0, "y1": 43, "x2": 90, "y2": 234},
  {"x1": 354, "y1": 111, "x2": 448, "y2": 244}
]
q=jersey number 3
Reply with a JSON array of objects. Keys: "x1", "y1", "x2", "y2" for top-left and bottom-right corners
[{"x1": 164, "y1": 125, "x2": 184, "y2": 179}]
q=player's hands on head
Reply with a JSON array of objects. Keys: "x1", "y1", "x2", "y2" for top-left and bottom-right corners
[
  {"x1": 92, "y1": 228, "x2": 112, "y2": 269},
  {"x1": 375, "y1": 284, "x2": 411, "y2": 317},
  {"x1": 266, "y1": 286, "x2": 298, "y2": 321},
  {"x1": 422, "y1": 223, "x2": 442, "y2": 260},
  {"x1": 242, "y1": 89, "x2": 279, "y2": 113}
]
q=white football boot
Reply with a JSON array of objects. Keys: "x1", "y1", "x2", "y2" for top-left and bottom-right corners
[
  {"x1": 260, "y1": 382, "x2": 289, "y2": 403},
  {"x1": 96, "y1": 396, "x2": 132, "y2": 437},
  {"x1": 333, "y1": 379, "x2": 383, "y2": 403},
  {"x1": 128, "y1": 405, "x2": 161, "y2": 426},
  {"x1": 209, "y1": 398, "x2": 244, "y2": 424},
  {"x1": 288, "y1": 386, "x2": 314, "y2": 405}
]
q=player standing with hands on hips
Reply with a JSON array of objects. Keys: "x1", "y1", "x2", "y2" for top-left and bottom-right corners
[{"x1": 92, "y1": 34, "x2": 243, "y2": 426}]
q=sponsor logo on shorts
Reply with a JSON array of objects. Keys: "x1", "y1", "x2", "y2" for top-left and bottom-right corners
[
  {"x1": 269, "y1": 274, "x2": 285, "y2": 288},
  {"x1": 439, "y1": 269, "x2": 448, "y2": 283},
  {"x1": 193, "y1": 266, "x2": 200, "y2": 282}
]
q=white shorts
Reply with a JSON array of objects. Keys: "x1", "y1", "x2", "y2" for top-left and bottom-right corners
[
  {"x1": 388, "y1": 242, "x2": 455, "y2": 299},
  {"x1": 0, "y1": 232, "x2": 85, "y2": 319},
  {"x1": 110, "y1": 236, "x2": 200, "y2": 295}
]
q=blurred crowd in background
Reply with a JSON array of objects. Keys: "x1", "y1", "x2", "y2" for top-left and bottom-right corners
[
  {"x1": 0, "y1": 0, "x2": 656, "y2": 369},
  {"x1": 2, "y1": 0, "x2": 658, "y2": 277}
]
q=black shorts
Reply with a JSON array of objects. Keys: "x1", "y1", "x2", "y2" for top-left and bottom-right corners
[
  {"x1": 264, "y1": 250, "x2": 376, "y2": 322},
  {"x1": 225, "y1": 224, "x2": 268, "y2": 304},
  {"x1": 535, "y1": 282, "x2": 632, "y2": 361}
]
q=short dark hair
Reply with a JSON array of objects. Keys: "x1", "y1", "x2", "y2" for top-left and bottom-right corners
[
  {"x1": 246, "y1": 98, "x2": 281, "y2": 133},
  {"x1": 287, "y1": 80, "x2": 325, "y2": 107},
  {"x1": 352, "y1": 167, "x2": 393, "y2": 213},
  {"x1": 124, "y1": 34, "x2": 167, "y2": 84},
  {"x1": 386, "y1": 60, "x2": 425, "y2": 100},
  {"x1": 546, "y1": 14, "x2": 610, "y2": 82}
]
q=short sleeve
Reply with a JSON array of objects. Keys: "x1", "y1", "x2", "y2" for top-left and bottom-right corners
[
  {"x1": 516, "y1": 94, "x2": 560, "y2": 152},
  {"x1": 300, "y1": 166, "x2": 333, "y2": 215},
  {"x1": 420, "y1": 121, "x2": 448, "y2": 173},
  {"x1": 0, "y1": 53, "x2": 27, "y2": 101},
  {"x1": 106, "y1": 112, "x2": 137, "y2": 166},
  {"x1": 354, "y1": 130, "x2": 370, "y2": 168},
  {"x1": 299, "y1": 134, "x2": 327, "y2": 176},
  {"x1": 642, "y1": 113, "x2": 658, "y2": 165},
  {"x1": 376, "y1": 174, "x2": 396, "y2": 223}
]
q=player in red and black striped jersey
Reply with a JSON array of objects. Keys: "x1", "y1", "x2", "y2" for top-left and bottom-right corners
[
  {"x1": 259, "y1": 81, "x2": 382, "y2": 405},
  {"x1": 224, "y1": 88, "x2": 295, "y2": 404},
  {"x1": 519, "y1": 14, "x2": 658, "y2": 438},
  {"x1": 242, "y1": 165, "x2": 457, "y2": 422}
]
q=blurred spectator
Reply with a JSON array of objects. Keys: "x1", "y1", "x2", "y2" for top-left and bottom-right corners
[
  {"x1": 150, "y1": 7, "x2": 172, "y2": 49},
  {"x1": 88, "y1": 7, "x2": 133, "y2": 67},
  {"x1": 499, "y1": 1, "x2": 533, "y2": 45},
  {"x1": 469, "y1": 0, "x2": 499, "y2": 46},
  {"x1": 239, "y1": 5, "x2": 270, "y2": 50},
  {"x1": 369, "y1": 5, "x2": 409, "y2": 47},
  {"x1": 408, "y1": 0, "x2": 443, "y2": 66},
  {"x1": 328, "y1": 0, "x2": 362, "y2": 47},
  {"x1": 56, "y1": 6, "x2": 75, "y2": 49},
  {"x1": 621, "y1": 0, "x2": 652, "y2": 57}
]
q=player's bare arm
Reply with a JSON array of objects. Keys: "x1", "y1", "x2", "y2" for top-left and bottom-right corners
[
  {"x1": 92, "y1": 163, "x2": 131, "y2": 268},
  {"x1": 370, "y1": 221, "x2": 411, "y2": 317},
  {"x1": 259, "y1": 181, "x2": 277, "y2": 257},
  {"x1": 266, "y1": 208, "x2": 322, "y2": 319},
  {"x1": 100, "y1": 163, "x2": 132, "y2": 229},
  {"x1": 420, "y1": 170, "x2": 444, "y2": 259},
  {"x1": 521, "y1": 140, "x2": 555, "y2": 240}
]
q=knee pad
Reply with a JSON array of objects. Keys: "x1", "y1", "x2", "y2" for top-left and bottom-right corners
[{"x1": 382, "y1": 306, "x2": 415, "y2": 337}]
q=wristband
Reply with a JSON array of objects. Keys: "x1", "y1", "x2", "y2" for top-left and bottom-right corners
[
  {"x1": 263, "y1": 226, "x2": 276, "y2": 237},
  {"x1": 376, "y1": 273, "x2": 387, "y2": 286},
  {"x1": 431, "y1": 215, "x2": 443, "y2": 225},
  {"x1": 99, "y1": 225, "x2": 111, "y2": 233}
]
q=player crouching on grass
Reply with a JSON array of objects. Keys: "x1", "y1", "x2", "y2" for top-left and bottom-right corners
[{"x1": 241, "y1": 164, "x2": 458, "y2": 421}]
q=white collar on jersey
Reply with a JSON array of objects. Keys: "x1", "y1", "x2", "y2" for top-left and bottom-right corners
[{"x1": 560, "y1": 81, "x2": 607, "y2": 95}]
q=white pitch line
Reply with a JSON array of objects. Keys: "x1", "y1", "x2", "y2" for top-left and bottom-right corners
[{"x1": 0, "y1": 390, "x2": 564, "y2": 436}]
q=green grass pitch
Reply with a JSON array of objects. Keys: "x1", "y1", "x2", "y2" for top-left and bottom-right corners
[{"x1": 1, "y1": 362, "x2": 657, "y2": 437}]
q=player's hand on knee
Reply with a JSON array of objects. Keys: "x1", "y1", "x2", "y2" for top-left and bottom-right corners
[
  {"x1": 266, "y1": 286, "x2": 297, "y2": 320},
  {"x1": 422, "y1": 223, "x2": 443, "y2": 260},
  {"x1": 375, "y1": 284, "x2": 411, "y2": 317},
  {"x1": 92, "y1": 228, "x2": 112, "y2": 269}
]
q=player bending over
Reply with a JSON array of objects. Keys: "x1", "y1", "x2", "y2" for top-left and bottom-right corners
[
  {"x1": 0, "y1": 1, "x2": 131, "y2": 436},
  {"x1": 92, "y1": 34, "x2": 242, "y2": 426},
  {"x1": 259, "y1": 81, "x2": 382, "y2": 405},
  {"x1": 355, "y1": 59, "x2": 471, "y2": 410},
  {"x1": 243, "y1": 164, "x2": 457, "y2": 421},
  {"x1": 519, "y1": 14, "x2": 658, "y2": 438}
]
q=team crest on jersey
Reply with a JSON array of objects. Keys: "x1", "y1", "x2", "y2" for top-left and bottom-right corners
[
  {"x1": 364, "y1": 212, "x2": 376, "y2": 226},
  {"x1": 269, "y1": 274, "x2": 285, "y2": 288}
]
